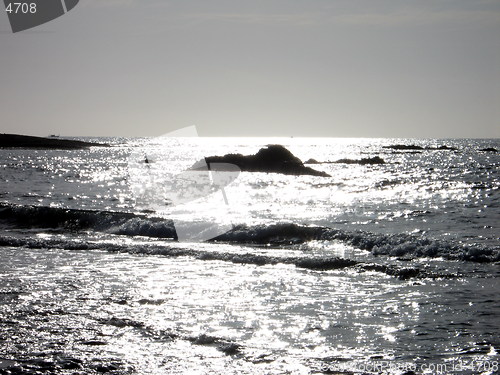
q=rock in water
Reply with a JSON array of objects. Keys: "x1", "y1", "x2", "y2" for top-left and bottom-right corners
[
  {"x1": 434, "y1": 145, "x2": 458, "y2": 151},
  {"x1": 383, "y1": 144, "x2": 424, "y2": 151},
  {"x1": 334, "y1": 156, "x2": 386, "y2": 165},
  {"x1": 204, "y1": 145, "x2": 330, "y2": 177},
  {"x1": 383, "y1": 144, "x2": 458, "y2": 151},
  {"x1": 0, "y1": 133, "x2": 109, "y2": 149}
]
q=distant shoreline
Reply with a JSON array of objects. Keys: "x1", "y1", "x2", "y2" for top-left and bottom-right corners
[{"x1": 0, "y1": 134, "x2": 109, "y2": 149}]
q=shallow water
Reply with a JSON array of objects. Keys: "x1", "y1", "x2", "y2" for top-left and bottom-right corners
[{"x1": 1, "y1": 245, "x2": 498, "y2": 374}]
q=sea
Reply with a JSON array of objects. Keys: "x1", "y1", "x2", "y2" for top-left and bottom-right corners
[{"x1": 0, "y1": 136, "x2": 499, "y2": 375}]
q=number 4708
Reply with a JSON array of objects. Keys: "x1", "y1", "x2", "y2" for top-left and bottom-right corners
[{"x1": 6, "y1": 2, "x2": 37, "y2": 14}]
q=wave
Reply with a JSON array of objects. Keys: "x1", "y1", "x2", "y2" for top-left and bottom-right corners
[
  {"x1": 213, "y1": 224, "x2": 499, "y2": 262},
  {"x1": 322, "y1": 229, "x2": 499, "y2": 263},
  {"x1": 1, "y1": 203, "x2": 498, "y2": 262},
  {"x1": 0, "y1": 234, "x2": 455, "y2": 279},
  {"x1": 0, "y1": 203, "x2": 177, "y2": 239},
  {"x1": 96, "y1": 316, "x2": 243, "y2": 356}
]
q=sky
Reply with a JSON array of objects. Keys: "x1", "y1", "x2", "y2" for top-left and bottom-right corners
[{"x1": 0, "y1": 0, "x2": 499, "y2": 138}]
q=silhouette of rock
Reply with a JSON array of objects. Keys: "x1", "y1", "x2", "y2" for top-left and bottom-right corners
[
  {"x1": 479, "y1": 147, "x2": 497, "y2": 152},
  {"x1": 389, "y1": 151, "x2": 422, "y2": 154},
  {"x1": 383, "y1": 144, "x2": 424, "y2": 151},
  {"x1": 306, "y1": 156, "x2": 386, "y2": 165},
  {"x1": 204, "y1": 145, "x2": 330, "y2": 177},
  {"x1": 334, "y1": 156, "x2": 386, "y2": 165},
  {"x1": 383, "y1": 144, "x2": 457, "y2": 151},
  {"x1": 0, "y1": 133, "x2": 109, "y2": 149},
  {"x1": 434, "y1": 145, "x2": 457, "y2": 151}
]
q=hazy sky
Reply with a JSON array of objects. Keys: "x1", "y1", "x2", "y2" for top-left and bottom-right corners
[{"x1": 1, "y1": 0, "x2": 499, "y2": 138}]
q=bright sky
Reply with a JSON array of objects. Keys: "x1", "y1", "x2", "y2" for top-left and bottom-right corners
[{"x1": 0, "y1": 0, "x2": 499, "y2": 138}]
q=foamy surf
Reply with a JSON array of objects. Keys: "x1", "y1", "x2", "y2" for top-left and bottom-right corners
[{"x1": 1, "y1": 203, "x2": 498, "y2": 262}]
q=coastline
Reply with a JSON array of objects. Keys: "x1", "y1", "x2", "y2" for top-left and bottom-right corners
[{"x1": 0, "y1": 134, "x2": 109, "y2": 149}]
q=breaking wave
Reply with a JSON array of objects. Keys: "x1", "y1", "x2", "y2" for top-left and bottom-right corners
[
  {"x1": 0, "y1": 234, "x2": 455, "y2": 280},
  {"x1": 214, "y1": 224, "x2": 499, "y2": 262},
  {"x1": 0, "y1": 202, "x2": 177, "y2": 239},
  {"x1": 0, "y1": 203, "x2": 498, "y2": 262}
]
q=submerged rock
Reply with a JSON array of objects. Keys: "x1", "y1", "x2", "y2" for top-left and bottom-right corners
[
  {"x1": 305, "y1": 156, "x2": 386, "y2": 165},
  {"x1": 479, "y1": 147, "x2": 497, "y2": 152},
  {"x1": 383, "y1": 144, "x2": 424, "y2": 151},
  {"x1": 81, "y1": 340, "x2": 107, "y2": 346},
  {"x1": 433, "y1": 145, "x2": 458, "y2": 151},
  {"x1": 204, "y1": 145, "x2": 330, "y2": 177},
  {"x1": 383, "y1": 144, "x2": 458, "y2": 151},
  {"x1": 334, "y1": 156, "x2": 386, "y2": 165}
]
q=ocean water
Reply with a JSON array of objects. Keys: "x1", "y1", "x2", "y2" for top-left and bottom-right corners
[{"x1": 0, "y1": 137, "x2": 499, "y2": 374}]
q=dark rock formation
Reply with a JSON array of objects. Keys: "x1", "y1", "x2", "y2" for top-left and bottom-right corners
[
  {"x1": 204, "y1": 145, "x2": 330, "y2": 177},
  {"x1": 334, "y1": 156, "x2": 386, "y2": 165},
  {"x1": 305, "y1": 156, "x2": 386, "y2": 165},
  {"x1": 383, "y1": 144, "x2": 424, "y2": 151},
  {"x1": 479, "y1": 147, "x2": 498, "y2": 152},
  {"x1": 0, "y1": 133, "x2": 109, "y2": 149},
  {"x1": 433, "y1": 145, "x2": 458, "y2": 151},
  {"x1": 383, "y1": 144, "x2": 457, "y2": 151}
]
